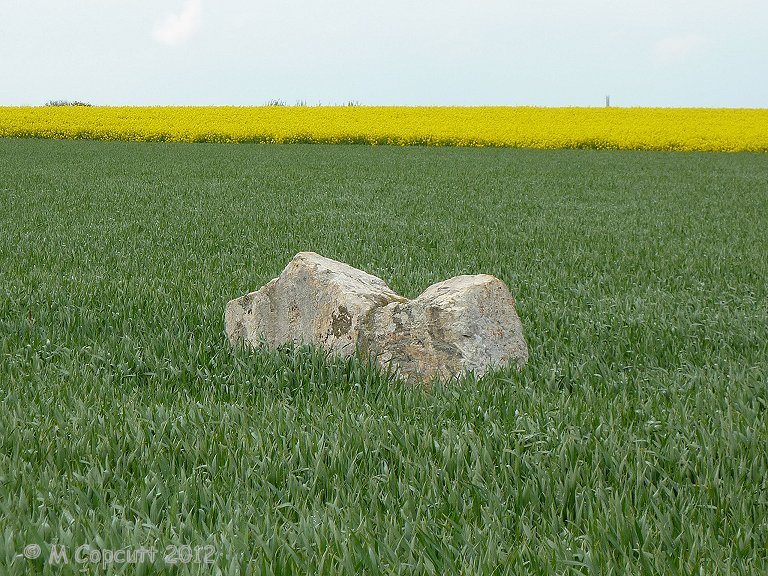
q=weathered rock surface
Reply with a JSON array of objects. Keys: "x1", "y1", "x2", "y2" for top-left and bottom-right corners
[
  {"x1": 225, "y1": 252, "x2": 406, "y2": 357},
  {"x1": 361, "y1": 275, "x2": 528, "y2": 382},
  {"x1": 225, "y1": 252, "x2": 528, "y2": 382}
]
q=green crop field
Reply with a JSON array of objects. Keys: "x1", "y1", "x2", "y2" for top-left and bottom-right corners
[{"x1": 1, "y1": 138, "x2": 766, "y2": 575}]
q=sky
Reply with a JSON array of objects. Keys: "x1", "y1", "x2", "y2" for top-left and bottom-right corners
[{"x1": 1, "y1": 0, "x2": 766, "y2": 107}]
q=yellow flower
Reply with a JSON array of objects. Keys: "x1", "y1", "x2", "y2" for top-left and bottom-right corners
[{"x1": 0, "y1": 106, "x2": 765, "y2": 152}]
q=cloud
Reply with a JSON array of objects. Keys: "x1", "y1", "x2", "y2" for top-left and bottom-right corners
[
  {"x1": 153, "y1": 0, "x2": 203, "y2": 46},
  {"x1": 653, "y1": 34, "x2": 707, "y2": 65}
]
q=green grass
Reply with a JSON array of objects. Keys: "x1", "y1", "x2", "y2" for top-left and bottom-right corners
[{"x1": 0, "y1": 138, "x2": 766, "y2": 575}]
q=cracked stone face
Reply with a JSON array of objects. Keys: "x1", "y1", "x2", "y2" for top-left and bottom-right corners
[
  {"x1": 225, "y1": 252, "x2": 406, "y2": 358},
  {"x1": 225, "y1": 252, "x2": 528, "y2": 383}
]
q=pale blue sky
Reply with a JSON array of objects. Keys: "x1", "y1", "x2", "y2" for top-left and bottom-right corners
[{"x1": 1, "y1": 0, "x2": 766, "y2": 107}]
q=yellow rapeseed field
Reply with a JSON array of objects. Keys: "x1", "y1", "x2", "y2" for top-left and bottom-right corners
[{"x1": 0, "y1": 106, "x2": 766, "y2": 152}]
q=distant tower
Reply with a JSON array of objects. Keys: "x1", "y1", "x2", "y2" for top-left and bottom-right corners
[{"x1": 606, "y1": 95, "x2": 611, "y2": 107}]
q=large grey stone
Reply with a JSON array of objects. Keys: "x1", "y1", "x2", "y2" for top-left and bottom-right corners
[
  {"x1": 361, "y1": 275, "x2": 528, "y2": 382},
  {"x1": 225, "y1": 252, "x2": 528, "y2": 383},
  {"x1": 225, "y1": 252, "x2": 406, "y2": 356}
]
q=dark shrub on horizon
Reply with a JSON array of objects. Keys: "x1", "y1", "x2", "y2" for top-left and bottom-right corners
[{"x1": 44, "y1": 100, "x2": 94, "y2": 107}]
